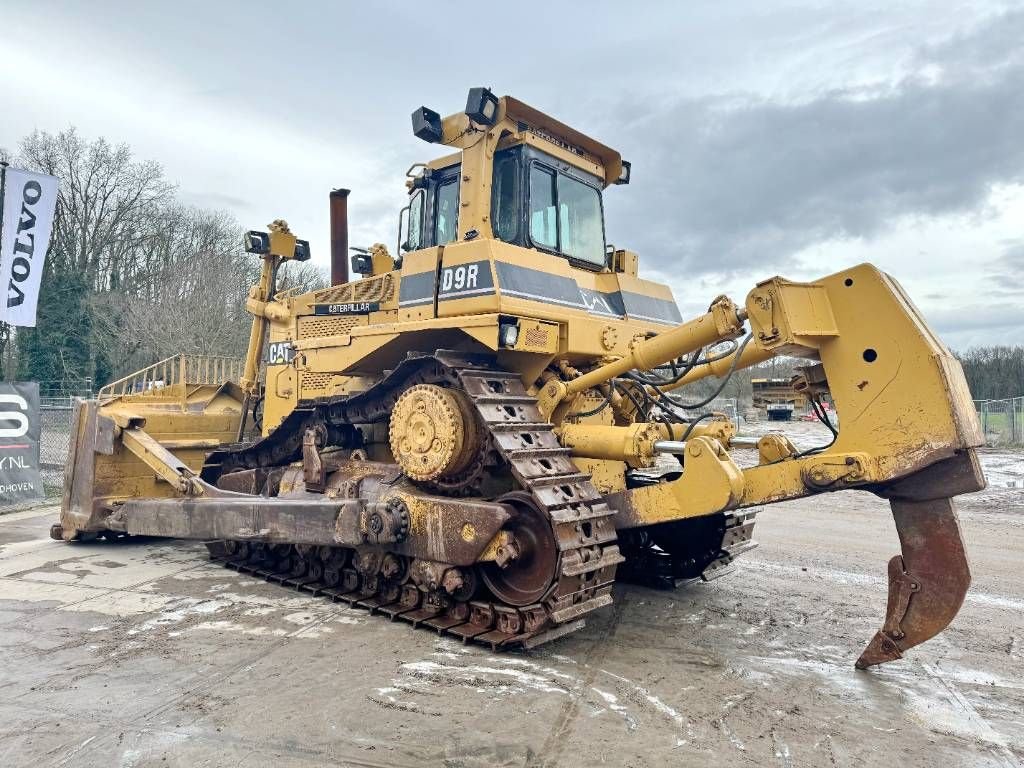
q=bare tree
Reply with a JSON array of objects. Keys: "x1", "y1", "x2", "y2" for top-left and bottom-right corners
[
  {"x1": 10, "y1": 128, "x2": 278, "y2": 387},
  {"x1": 18, "y1": 129, "x2": 173, "y2": 290},
  {"x1": 277, "y1": 261, "x2": 328, "y2": 295},
  {"x1": 109, "y1": 207, "x2": 258, "y2": 368}
]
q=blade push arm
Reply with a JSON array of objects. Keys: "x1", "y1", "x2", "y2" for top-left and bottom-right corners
[{"x1": 593, "y1": 263, "x2": 984, "y2": 668}]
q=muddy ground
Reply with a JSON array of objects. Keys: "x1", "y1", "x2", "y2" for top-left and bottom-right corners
[{"x1": 0, "y1": 423, "x2": 1022, "y2": 767}]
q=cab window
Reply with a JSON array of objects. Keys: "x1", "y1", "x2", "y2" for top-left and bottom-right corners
[
  {"x1": 492, "y1": 152, "x2": 519, "y2": 242},
  {"x1": 406, "y1": 189, "x2": 424, "y2": 251},
  {"x1": 529, "y1": 166, "x2": 557, "y2": 249},
  {"x1": 435, "y1": 178, "x2": 459, "y2": 245},
  {"x1": 528, "y1": 162, "x2": 605, "y2": 267},
  {"x1": 557, "y1": 174, "x2": 604, "y2": 265}
]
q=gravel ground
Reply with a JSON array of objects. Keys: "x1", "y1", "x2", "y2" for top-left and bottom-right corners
[{"x1": 0, "y1": 423, "x2": 1021, "y2": 767}]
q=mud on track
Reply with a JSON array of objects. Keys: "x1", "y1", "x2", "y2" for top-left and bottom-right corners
[{"x1": 0, "y1": 427, "x2": 1021, "y2": 767}]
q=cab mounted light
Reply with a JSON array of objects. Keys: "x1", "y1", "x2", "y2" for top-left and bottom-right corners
[
  {"x1": 465, "y1": 86, "x2": 499, "y2": 126},
  {"x1": 412, "y1": 106, "x2": 443, "y2": 143},
  {"x1": 244, "y1": 230, "x2": 270, "y2": 254},
  {"x1": 293, "y1": 239, "x2": 311, "y2": 262},
  {"x1": 614, "y1": 160, "x2": 631, "y2": 185}
]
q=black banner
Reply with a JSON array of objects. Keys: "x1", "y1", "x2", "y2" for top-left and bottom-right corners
[
  {"x1": 0, "y1": 381, "x2": 44, "y2": 502},
  {"x1": 313, "y1": 302, "x2": 380, "y2": 315}
]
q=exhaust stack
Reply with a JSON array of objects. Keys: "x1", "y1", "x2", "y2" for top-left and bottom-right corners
[{"x1": 329, "y1": 188, "x2": 350, "y2": 286}]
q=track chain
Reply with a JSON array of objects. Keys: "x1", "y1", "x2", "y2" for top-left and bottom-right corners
[
  {"x1": 617, "y1": 509, "x2": 759, "y2": 588},
  {"x1": 699, "y1": 510, "x2": 758, "y2": 581},
  {"x1": 207, "y1": 357, "x2": 622, "y2": 650}
]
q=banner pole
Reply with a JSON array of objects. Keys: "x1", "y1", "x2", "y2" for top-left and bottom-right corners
[
  {"x1": 0, "y1": 159, "x2": 8, "y2": 244},
  {"x1": 0, "y1": 160, "x2": 8, "y2": 353}
]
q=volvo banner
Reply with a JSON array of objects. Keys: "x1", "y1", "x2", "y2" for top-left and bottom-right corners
[
  {"x1": 0, "y1": 167, "x2": 60, "y2": 327},
  {"x1": 0, "y1": 381, "x2": 44, "y2": 503}
]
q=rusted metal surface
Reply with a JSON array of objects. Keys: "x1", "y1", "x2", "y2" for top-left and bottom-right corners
[
  {"x1": 302, "y1": 425, "x2": 328, "y2": 493},
  {"x1": 329, "y1": 188, "x2": 350, "y2": 286},
  {"x1": 854, "y1": 449, "x2": 982, "y2": 669},
  {"x1": 59, "y1": 399, "x2": 97, "y2": 536},
  {"x1": 872, "y1": 449, "x2": 986, "y2": 501},
  {"x1": 108, "y1": 479, "x2": 511, "y2": 566},
  {"x1": 215, "y1": 467, "x2": 283, "y2": 495},
  {"x1": 856, "y1": 496, "x2": 971, "y2": 669},
  {"x1": 110, "y1": 495, "x2": 349, "y2": 543}
]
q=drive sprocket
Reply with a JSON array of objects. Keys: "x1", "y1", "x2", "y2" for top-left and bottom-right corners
[{"x1": 388, "y1": 384, "x2": 480, "y2": 482}]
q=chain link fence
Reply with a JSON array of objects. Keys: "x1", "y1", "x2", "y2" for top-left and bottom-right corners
[
  {"x1": 39, "y1": 396, "x2": 77, "y2": 495},
  {"x1": 975, "y1": 397, "x2": 1024, "y2": 447}
]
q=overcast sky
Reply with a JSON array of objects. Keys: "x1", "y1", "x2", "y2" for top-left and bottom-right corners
[{"x1": 2, "y1": 0, "x2": 1022, "y2": 349}]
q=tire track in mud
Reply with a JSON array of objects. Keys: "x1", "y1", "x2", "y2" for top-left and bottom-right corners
[
  {"x1": 531, "y1": 593, "x2": 629, "y2": 768},
  {"x1": 918, "y1": 662, "x2": 1020, "y2": 768}
]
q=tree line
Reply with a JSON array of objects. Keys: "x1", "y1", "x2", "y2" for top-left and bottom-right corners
[
  {"x1": 958, "y1": 347, "x2": 1024, "y2": 401},
  {"x1": 0, "y1": 129, "x2": 325, "y2": 394}
]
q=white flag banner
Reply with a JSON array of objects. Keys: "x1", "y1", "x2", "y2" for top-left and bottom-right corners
[{"x1": 0, "y1": 168, "x2": 59, "y2": 327}]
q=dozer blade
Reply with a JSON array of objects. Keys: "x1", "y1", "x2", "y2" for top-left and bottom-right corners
[{"x1": 856, "y1": 496, "x2": 970, "y2": 669}]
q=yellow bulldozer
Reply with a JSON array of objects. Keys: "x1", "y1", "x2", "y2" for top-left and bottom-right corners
[{"x1": 55, "y1": 88, "x2": 985, "y2": 668}]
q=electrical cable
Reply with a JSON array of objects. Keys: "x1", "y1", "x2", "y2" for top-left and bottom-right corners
[
  {"x1": 678, "y1": 412, "x2": 714, "y2": 442},
  {"x1": 566, "y1": 387, "x2": 612, "y2": 420},
  {"x1": 638, "y1": 334, "x2": 753, "y2": 411},
  {"x1": 631, "y1": 339, "x2": 739, "y2": 386},
  {"x1": 794, "y1": 394, "x2": 838, "y2": 457},
  {"x1": 614, "y1": 379, "x2": 650, "y2": 421}
]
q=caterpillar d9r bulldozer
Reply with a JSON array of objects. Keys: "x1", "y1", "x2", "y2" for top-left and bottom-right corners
[{"x1": 55, "y1": 87, "x2": 985, "y2": 668}]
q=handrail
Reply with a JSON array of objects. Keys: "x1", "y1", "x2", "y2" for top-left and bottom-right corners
[{"x1": 98, "y1": 354, "x2": 244, "y2": 401}]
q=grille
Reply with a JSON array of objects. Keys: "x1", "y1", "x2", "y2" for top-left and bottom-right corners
[
  {"x1": 300, "y1": 371, "x2": 334, "y2": 393},
  {"x1": 297, "y1": 316, "x2": 360, "y2": 340},
  {"x1": 313, "y1": 284, "x2": 352, "y2": 304},
  {"x1": 313, "y1": 274, "x2": 394, "y2": 305},
  {"x1": 357, "y1": 274, "x2": 394, "y2": 303},
  {"x1": 524, "y1": 327, "x2": 550, "y2": 348}
]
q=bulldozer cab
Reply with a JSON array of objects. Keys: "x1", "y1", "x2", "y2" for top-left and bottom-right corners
[
  {"x1": 401, "y1": 143, "x2": 609, "y2": 271},
  {"x1": 392, "y1": 89, "x2": 630, "y2": 277}
]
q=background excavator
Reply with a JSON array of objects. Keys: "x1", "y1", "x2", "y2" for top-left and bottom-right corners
[{"x1": 55, "y1": 87, "x2": 985, "y2": 668}]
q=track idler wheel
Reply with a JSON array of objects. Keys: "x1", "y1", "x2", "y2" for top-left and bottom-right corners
[
  {"x1": 856, "y1": 496, "x2": 971, "y2": 669},
  {"x1": 480, "y1": 492, "x2": 559, "y2": 607}
]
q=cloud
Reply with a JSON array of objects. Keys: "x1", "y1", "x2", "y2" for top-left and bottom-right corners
[
  {"x1": 986, "y1": 241, "x2": 1024, "y2": 294},
  {"x1": 930, "y1": 302, "x2": 1024, "y2": 334},
  {"x1": 606, "y1": 10, "x2": 1024, "y2": 279}
]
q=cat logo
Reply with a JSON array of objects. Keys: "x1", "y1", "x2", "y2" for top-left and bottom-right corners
[{"x1": 266, "y1": 341, "x2": 295, "y2": 366}]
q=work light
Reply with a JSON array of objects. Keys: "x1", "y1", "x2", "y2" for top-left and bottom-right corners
[
  {"x1": 244, "y1": 230, "x2": 270, "y2": 255},
  {"x1": 412, "y1": 106, "x2": 443, "y2": 143},
  {"x1": 615, "y1": 160, "x2": 631, "y2": 185},
  {"x1": 465, "y1": 87, "x2": 499, "y2": 126},
  {"x1": 499, "y1": 321, "x2": 519, "y2": 348}
]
